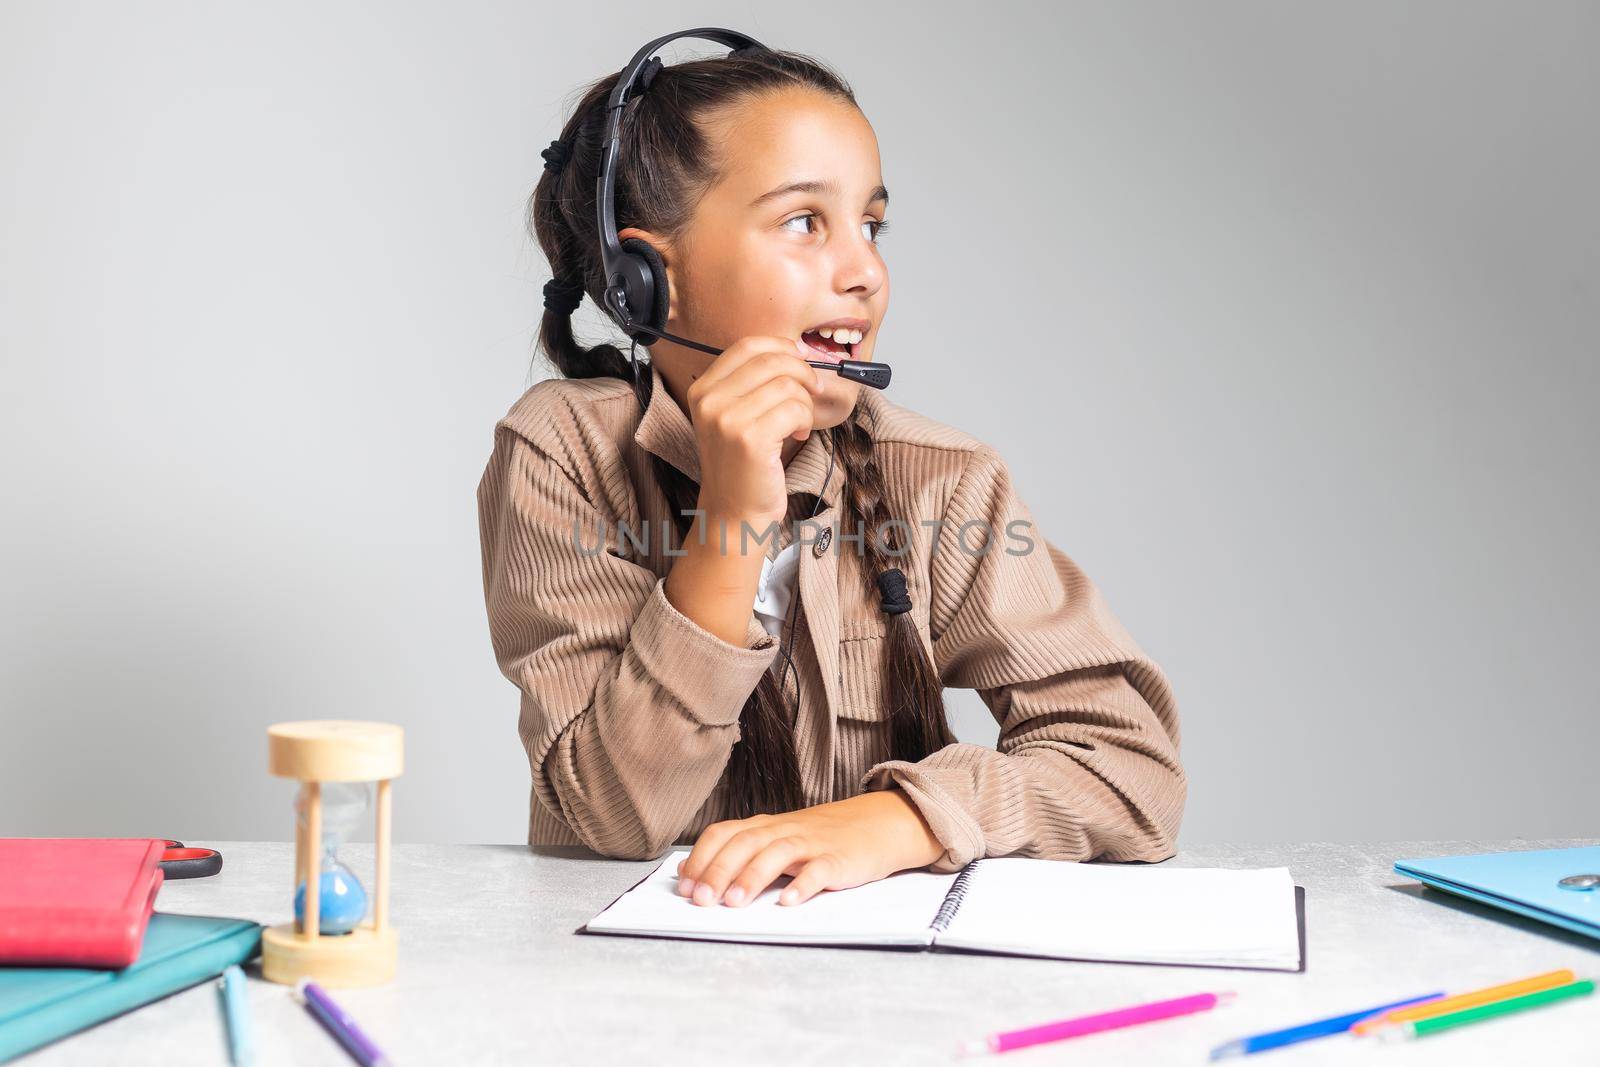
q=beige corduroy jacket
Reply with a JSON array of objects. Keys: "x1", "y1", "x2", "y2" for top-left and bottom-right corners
[{"x1": 476, "y1": 360, "x2": 1185, "y2": 873}]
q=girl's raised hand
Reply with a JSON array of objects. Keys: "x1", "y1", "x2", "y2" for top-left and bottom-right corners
[
  {"x1": 673, "y1": 789, "x2": 945, "y2": 907},
  {"x1": 685, "y1": 336, "x2": 826, "y2": 528}
]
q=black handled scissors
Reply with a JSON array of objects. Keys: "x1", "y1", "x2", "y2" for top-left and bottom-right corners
[{"x1": 158, "y1": 838, "x2": 223, "y2": 879}]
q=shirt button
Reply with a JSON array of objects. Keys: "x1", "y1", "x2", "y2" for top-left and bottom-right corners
[{"x1": 814, "y1": 527, "x2": 832, "y2": 557}]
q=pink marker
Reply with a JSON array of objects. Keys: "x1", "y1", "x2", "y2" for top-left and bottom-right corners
[{"x1": 959, "y1": 991, "x2": 1237, "y2": 1056}]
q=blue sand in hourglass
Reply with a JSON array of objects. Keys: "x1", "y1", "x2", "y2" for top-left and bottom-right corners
[
  {"x1": 294, "y1": 860, "x2": 369, "y2": 935},
  {"x1": 293, "y1": 779, "x2": 373, "y2": 935}
]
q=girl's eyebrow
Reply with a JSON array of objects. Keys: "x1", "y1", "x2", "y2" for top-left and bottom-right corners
[{"x1": 749, "y1": 178, "x2": 890, "y2": 209}]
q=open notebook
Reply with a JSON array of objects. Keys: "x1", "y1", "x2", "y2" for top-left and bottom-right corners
[{"x1": 585, "y1": 851, "x2": 1305, "y2": 972}]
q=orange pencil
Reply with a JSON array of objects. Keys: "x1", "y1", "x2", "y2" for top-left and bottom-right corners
[{"x1": 1351, "y1": 969, "x2": 1576, "y2": 1035}]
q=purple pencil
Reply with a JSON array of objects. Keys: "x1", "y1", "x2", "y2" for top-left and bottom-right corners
[{"x1": 293, "y1": 978, "x2": 393, "y2": 1067}]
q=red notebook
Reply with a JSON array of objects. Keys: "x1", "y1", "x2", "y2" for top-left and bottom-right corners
[{"x1": 0, "y1": 838, "x2": 166, "y2": 968}]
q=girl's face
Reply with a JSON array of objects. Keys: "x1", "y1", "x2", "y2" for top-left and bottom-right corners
[{"x1": 619, "y1": 88, "x2": 890, "y2": 431}]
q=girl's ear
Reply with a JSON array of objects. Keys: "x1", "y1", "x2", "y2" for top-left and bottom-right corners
[{"x1": 616, "y1": 225, "x2": 678, "y2": 323}]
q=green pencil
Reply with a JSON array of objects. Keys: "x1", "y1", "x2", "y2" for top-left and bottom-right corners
[{"x1": 1377, "y1": 979, "x2": 1594, "y2": 1042}]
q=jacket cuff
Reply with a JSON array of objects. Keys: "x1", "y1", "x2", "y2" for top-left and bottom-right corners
[
  {"x1": 630, "y1": 575, "x2": 779, "y2": 728},
  {"x1": 859, "y1": 759, "x2": 985, "y2": 873}
]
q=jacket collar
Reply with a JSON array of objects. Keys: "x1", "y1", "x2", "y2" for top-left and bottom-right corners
[{"x1": 632, "y1": 358, "x2": 844, "y2": 510}]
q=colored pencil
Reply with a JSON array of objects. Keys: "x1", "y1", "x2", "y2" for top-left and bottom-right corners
[
  {"x1": 1351, "y1": 969, "x2": 1576, "y2": 1035},
  {"x1": 217, "y1": 964, "x2": 254, "y2": 1066},
  {"x1": 1209, "y1": 992, "x2": 1444, "y2": 1058},
  {"x1": 1377, "y1": 979, "x2": 1594, "y2": 1042},
  {"x1": 293, "y1": 978, "x2": 392, "y2": 1067},
  {"x1": 960, "y1": 991, "x2": 1234, "y2": 1056}
]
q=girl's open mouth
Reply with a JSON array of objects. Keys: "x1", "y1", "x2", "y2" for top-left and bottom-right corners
[
  {"x1": 801, "y1": 331, "x2": 849, "y2": 363},
  {"x1": 800, "y1": 324, "x2": 867, "y2": 364}
]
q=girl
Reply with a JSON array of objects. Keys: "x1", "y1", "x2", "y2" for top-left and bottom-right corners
[{"x1": 477, "y1": 42, "x2": 1185, "y2": 909}]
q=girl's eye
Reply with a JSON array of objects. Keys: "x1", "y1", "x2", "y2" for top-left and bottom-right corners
[
  {"x1": 782, "y1": 213, "x2": 819, "y2": 235},
  {"x1": 782, "y1": 213, "x2": 892, "y2": 245}
]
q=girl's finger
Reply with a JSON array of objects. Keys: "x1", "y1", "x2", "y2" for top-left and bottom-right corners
[
  {"x1": 691, "y1": 824, "x2": 780, "y2": 906},
  {"x1": 723, "y1": 836, "x2": 808, "y2": 907},
  {"x1": 727, "y1": 375, "x2": 815, "y2": 430},
  {"x1": 710, "y1": 345, "x2": 823, "y2": 400},
  {"x1": 688, "y1": 337, "x2": 774, "y2": 391},
  {"x1": 748, "y1": 397, "x2": 816, "y2": 452},
  {"x1": 778, "y1": 853, "x2": 844, "y2": 906},
  {"x1": 676, "y1": 819, "x2": 747, "y2": 894},
  {"x1": 693, "y1": 338, "x2": 812, "y2": 393}
]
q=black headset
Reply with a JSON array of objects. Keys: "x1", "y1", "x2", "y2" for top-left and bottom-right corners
[{"x1": 595, "y1": 27, "x2": 892, "y2": 394}]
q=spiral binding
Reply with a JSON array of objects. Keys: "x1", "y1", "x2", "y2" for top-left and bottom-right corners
[{"x1": 929, "y1": 860, "x2": 982, "y2": 933}]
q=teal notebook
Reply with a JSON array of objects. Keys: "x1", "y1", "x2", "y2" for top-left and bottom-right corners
[
  {"x1": 0, "y1": 912, "x2": 262, "y2": 1063},
  {"x1": 1394, "y1": 845, "x2": 1600, "y2": 942}
]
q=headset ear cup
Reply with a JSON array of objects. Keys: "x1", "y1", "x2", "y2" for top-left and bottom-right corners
[{"x1": 620, "y1": 237, "x2": 670, "y2": 338}]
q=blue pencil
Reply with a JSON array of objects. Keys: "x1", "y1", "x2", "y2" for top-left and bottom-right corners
[
  {"x1": 218, "y1": 964, "x2": 255, "y2": 1066},
  {"x1": 1209, "y1": 992, "x2": 1445, "y2": 1058}
]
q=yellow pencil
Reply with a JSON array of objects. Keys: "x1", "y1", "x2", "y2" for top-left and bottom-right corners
[{"x1": 1351, "y1": 969, "x2": 1576, "y2": 1035}]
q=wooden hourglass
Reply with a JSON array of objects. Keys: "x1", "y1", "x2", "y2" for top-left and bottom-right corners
[{"x1": 261, "y1": 720, "x2": 402, "y2": 987}]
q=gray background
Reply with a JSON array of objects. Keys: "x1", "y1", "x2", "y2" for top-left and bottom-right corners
[{"x1": 3, "y1": 1, "x2": 1594, "y2": 847}]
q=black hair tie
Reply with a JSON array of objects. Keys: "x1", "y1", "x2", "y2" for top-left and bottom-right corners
[
  {"x1": 540, "y1": 137, "x2": 571, "y2": 174},
  {"x1": 877, "y1": 568, "x2": 913, "y2": 615},
  {"x1": 543, "y1": 276, "x2": 585, "y2": 316}
]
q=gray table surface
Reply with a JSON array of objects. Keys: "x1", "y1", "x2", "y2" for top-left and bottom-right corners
[{"x1": 14, "y1": 838, "x2": 1600, "y2": 1066}]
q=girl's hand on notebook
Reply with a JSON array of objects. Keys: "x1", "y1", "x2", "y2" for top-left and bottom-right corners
[
  {"x1": 686, "y1": 336, "x2": 826, "y2": 527},
  {"x1": 673, "y1": 788, "x2": 943, "y2": 907}
]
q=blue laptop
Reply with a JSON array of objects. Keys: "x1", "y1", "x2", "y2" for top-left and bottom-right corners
[{"x1": 1394, "y1": 845, "x2": 1600, "y2": 942}]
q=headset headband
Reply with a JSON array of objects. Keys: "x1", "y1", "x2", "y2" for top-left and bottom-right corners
[{"x1": 596, "y1": 28, "x2": 764, "y2": 331}]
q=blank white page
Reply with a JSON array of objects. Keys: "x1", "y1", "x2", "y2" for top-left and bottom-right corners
[
  {"x1": 935, "y1": 858, "x2": 1301, "y2": 970},
  {"x1": 584, "y1": 851, "x2": 959, "y2": 947}
]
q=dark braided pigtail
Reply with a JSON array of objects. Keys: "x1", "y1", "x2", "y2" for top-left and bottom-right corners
[{"x1": 833, "y1": 409, "x2": 957, "y2": 762}]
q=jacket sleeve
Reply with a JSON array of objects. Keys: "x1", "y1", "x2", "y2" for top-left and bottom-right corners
[
  {"x1": 477, "y1": 425, "x2": 781, "y2": 859},
  {"x1": 859, "y1": 443, "x2": 1186, "y2": 873}
]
